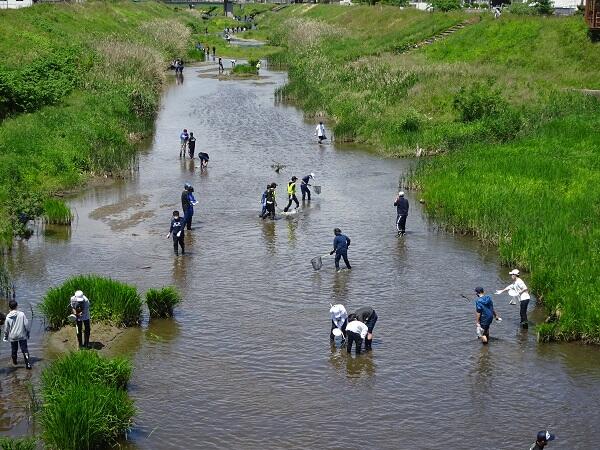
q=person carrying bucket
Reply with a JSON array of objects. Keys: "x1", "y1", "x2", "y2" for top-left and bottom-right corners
[
  {"x1": 330, "y1": 228, "x2": 351, "y2": 272},
  {"x1": 329, "y1": 304, "x2": 348, "y2": 342},
  {"x1": 315, "y1": 121, "x2": 327, "y2": 144},
  {"x1": 301, "y1": 173, "x2": 315, "y2": 201},
  {"x1": 283, "y1": 176, "x2": 299, "y2": 212},
  {"x1": 394, "y1": 191, "x2": 409, "y2": 236}
]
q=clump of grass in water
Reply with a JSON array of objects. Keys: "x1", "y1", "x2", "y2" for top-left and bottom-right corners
[
  {"x1": 40, "y1": 274, "x2": 142, "y2": 329},
  {"x1": 42, "y1": 198, "x2": 73, "y2": 225},
  {"x1": 231, "y1": 59, "x2": 260, "y2": 76},
  {"x1": 146, "y1": 286, "x2": 182, "y2": 318},
  {"x1": 0, "y1": 436, "x2": 36, "y2": 450},
  {"x1": 40, "y1": 352, "x2": 135, "y2": 450}
]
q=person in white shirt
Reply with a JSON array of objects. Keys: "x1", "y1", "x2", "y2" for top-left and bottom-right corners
[
  {"x1": 315, "y1": 122, "x2": 327, "y2": 144},
  {"x1": 345, "y1": 314, "x2": 368, "y2": 355},
  {"x1": 329, "y1": 304, "x2": 348, "y2": 341},
  {"x1": 496, "y1": 269, "x2": 531, "y2": 328}
]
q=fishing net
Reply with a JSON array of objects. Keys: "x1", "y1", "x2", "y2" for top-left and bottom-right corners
[
  {"x1": 313, "y1": 185, "x2": 321, "y2": 194},
  {"x1": 311, "y1": 255, "x2": 323, "y2": 271}
]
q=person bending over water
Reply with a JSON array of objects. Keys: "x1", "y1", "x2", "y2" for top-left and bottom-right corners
[{"x1": 301, "y1": 173, "x2": 315, "y2": 201}]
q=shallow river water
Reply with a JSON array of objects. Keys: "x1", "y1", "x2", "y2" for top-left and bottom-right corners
[{"x1": 2, "y1": 62, "x2": 600, "y2": 449}]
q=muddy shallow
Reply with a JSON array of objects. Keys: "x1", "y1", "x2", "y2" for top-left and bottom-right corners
[{"x1": 2, "y1": 60, "x2": 600, "y2": 448}]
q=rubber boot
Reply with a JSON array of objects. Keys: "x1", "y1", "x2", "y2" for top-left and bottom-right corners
[
  {"x1": 84, "y1": 331, "x2": 90, "y2": 349},
  {"x1": 23, "y1": 353, "x2": 32, "y2": 370},
  {"x1": 12, "y1": 354, "x2": 17, "y2": 365},
  {"x1": 77, "y1": 326, "x2": 83, "y2": 349}
]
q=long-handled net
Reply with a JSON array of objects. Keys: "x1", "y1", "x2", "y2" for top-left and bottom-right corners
[
  {"x1": 311, "y1": 255, "x2": 323, "y2": 271},
  {"x1": 313, "y1": 185, "x2": 321, "y2": 195}
]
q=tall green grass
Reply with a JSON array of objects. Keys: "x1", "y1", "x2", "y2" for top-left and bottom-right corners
[
  {"x1": 0, "y1": 437, "x2": 36, "y2": 450},
  {"x1": 40, "y1": 275, "x2": 142, "y2": 329},
  {"x1": 146, "y1": 286, "x2": 182, "y2": 319},
  {"x1": 42, "y1": 199, "x2": 73, "y2": 225},
  {"x1": 40, "y1": 352, "x2": 135, "y2": 450}
]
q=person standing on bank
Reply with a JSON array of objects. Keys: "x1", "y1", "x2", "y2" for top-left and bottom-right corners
[
  {"x1": 496, "y1": 269, "x2": 530, "y2": 328},
  {"x1": 345, "y1": 314, "x2": 368, "y2": 355},
  {"x1": 330, "y1": 228, "x2": 351, "y2": 272},
  {"x1": 301, "y1": 173, "x2": 315, "y2": 201},
  {"x1": 474, "y1": 287, "x2": 501, "y2": 345},
  {"x1": 315, "y1": 121, "x2": 327, "y2": 144},
  {"x1": 3, "y1": 300, "x2": 32, "y2": 368},
  {"x1": 354, "y1": 306, "x2": 377, "y2": 350},
  {"x1": 394, "y1": 191, "x2": 409, "y2": 236},
  {"x1": 530, "y1": 431, "x2": 555, "y2": 450},
  {"x1": 329, "y1": 303, "x2": 348, "y2": 341},
  {"x1": 167, "y1": 210, "x2": 185, "y2": 256},
  {"x1": 283, "y1": 176, "x2": 299, "y2": 212},
  {"x1": 70, "y1": 290, "x2": 91, "y2": 350}
]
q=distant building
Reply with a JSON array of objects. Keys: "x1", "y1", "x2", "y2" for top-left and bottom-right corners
[{"x1": 0, "y1": 0, "x2": 34, "y2": 9}]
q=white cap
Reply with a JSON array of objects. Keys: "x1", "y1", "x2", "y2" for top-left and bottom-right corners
[
  {"x1": 329, "y1": 304, "x2": 346, "y2": 317},
  {"x1": 74, "y1": 290, "x2": 84, "y2": 298},
  {"x1": 509, "y1": 269, "x2": 520, "y2": 276},
  {"x1": 399, "y1": 191, "x2": 405, "y2": 196},
  {"x1": 310, "y1": 172, "x2": 315, "y2": 179}
]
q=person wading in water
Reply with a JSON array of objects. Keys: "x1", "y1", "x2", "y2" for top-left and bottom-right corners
[{"x1": 283, "y1": 176, "x2": 299, "y2": 212}]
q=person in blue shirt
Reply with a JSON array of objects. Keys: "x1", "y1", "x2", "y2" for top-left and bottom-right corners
[
  {"x1": 300, "y1": 173, "x2": 315, "y2": 201},
  {"x1": 179, "y1": 129, "x2": 189, "y2": 158},
  {"x1": 259, "y1": 185, "x2": 269, "y2": 218},
  {"x1": 474, "y1": 287, "x2": 501, "y2": 344},
  {"x1": 330, "y1": 228, "x2": 351, "y2": 272},
  {"x1": 181, "y1": 183, "x2": 197, "y2": 230}
]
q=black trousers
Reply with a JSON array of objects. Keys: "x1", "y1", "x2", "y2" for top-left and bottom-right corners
[
  {"x1": 364, "y1": 311, "x2": 378, "y2": 350},
  {"x1": 188, "y1": 145, "x2": 195, "y2": 158},
  {"x1": 173, "y1": 234, "x2": 185, "y2": 254},
  {"x1": 396, "y1": 214, "x2": 407, "y2": 233},
  {"x1": 346, "y1": 331, "x2": 363, "y2": 354},
  {"x1": 330, "y1": 319, "x2": 347, "y2": 340},
  {"x1": 335, "y1": 251, "x2": 351, "y2": 270},
  {"x1": 11, "y1": 340, "x2": 29, "y2": 357},
  {"x1": 301, "y1": 184, "x2": 311, "y2": 201},
  {"x1": 520, "y1": 300, "x2": 529, "y2": 324},
  {"x1": 266, "y1": 202, "x2": 275, "y2": 219},
  {"x1": 76, "y1": 319, "x2": 91, "y2": 347},
  {"x1": 284, "y1": 194, "x2": 299, "y2": 212}
]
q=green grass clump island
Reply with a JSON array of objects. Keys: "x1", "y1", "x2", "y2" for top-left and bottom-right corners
[
  {"x1": 146, "y1": 286, "x2": 182, "y2": 318},
  {"x1": 242, "y1": 5, "x2": 600, "y2": 341},
  {"x1": 40, "y1": 274, "x2": 142, "y2": 329},
  {"x1": 40, "y1": 351, "x2": 134, "y2": 450},
  {"x1": 42, "y1": 198, "x2": 73, "y2": 225}
]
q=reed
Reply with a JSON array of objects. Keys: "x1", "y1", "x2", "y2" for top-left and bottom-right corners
[
  {"x1": 42, "y1": 199, "x2": 73, "y2": 225},
  {"x1": 146, "y1": 286, "x2": 182, "y2": 318},
  {"x1": 40, "y1": 275, "x2": 142, "y2": 329},
  {"x1": 0, "y1": 437, "x2": 36, "y2": 450}
]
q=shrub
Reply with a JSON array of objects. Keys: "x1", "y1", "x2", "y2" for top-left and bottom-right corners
[
  {"x1": 507, "y1": 2, "x2": 537, "y2": 14},
  {"x1": 453, "y1": 83, "x2": 507, "y2": 122},
  {"x1": 145, "y1": 286, "x2": 182, "y2": 318},
  {"x1": 431, "y1": 0, "x2": 463, "y2": 11},
  {"x1": 42, "y1": 199, "x2": 73, "y2": 225},
  {"x1": 40, "y1": 275, "x2": 142, "y2": 329},
  {"x1": 40, "y1": 352, "x2": 134, "y2": 450},
  {"x1": 0, "y1": 437, "x2": 36, "y2": 450}
]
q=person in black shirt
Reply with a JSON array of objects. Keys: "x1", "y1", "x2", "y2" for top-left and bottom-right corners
[
  {"x1": 187, "y1": 132, "x2": 196, "y2": 159},
  {"x1": 167, "y1": 210, "x2": 185, "y2": 255},
  {"x1": 354, "y1": 306, "x2": 378, "y2": 351},
  {"x1": 300, "y1": 173, "x2": 315, "y2": 201},
  {"x1": 530, "y1": 431, "x2": 555, "y2": 450},
  {"x1": 394, "y1": 191, "x2": 409, "y2": 236}
]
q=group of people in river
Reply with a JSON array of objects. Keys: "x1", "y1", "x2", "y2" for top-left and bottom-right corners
[
  {"x1": 179, "y1": 128, "x2": 209, "y2": 166},
  {"x1": 329, "y1": 304, "x2": 377, "y2": 355}
]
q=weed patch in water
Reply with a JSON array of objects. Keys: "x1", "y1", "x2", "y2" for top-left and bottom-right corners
[
  {"x1": 146, "y1": 286, "x2": 182, "y2": 319},
  {"x1": 42, "y1": 199, "x2": 73, "y2": 225},
  {"x1": 0, "y1": 436, "x2": 36, "y2": 450}
]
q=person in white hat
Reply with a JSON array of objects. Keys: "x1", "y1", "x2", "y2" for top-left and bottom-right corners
[
  {"x1": 496, "y1": 269, "x2": 531, "y2": 328},
  {"x1": 70, "y1": 290, "x2": 91, "y2": 349},
  {"x1": 394, "y1": 191, "x2": 409, "y2": 236},
  {"x1": 329, "y1": 303, "x2": 348, "y2": 342},
  {"x1": 300, "y1": 173, "x2": 315, "y2": 202}
]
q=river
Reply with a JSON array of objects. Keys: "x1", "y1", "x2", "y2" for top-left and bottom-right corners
[{"x1": 2, "y1": 61, "x2": 600, "y2": 449}]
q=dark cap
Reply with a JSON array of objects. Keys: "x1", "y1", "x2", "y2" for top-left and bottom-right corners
[
  {"x1": 291, "y1": 176, "x2": 297, "y2": 181},
  {"x1": 537, "y1": 431, "x2": 555, "y2": 443},
  {"x1": 334, "y1": 228, "x2": 341, "y2": 234},
  {"x1": 474, "y1": 287, "x2": 484, "y2": 294}
]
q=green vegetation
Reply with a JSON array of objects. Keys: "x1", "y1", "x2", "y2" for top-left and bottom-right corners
[
  {"x1": 0, "y1": 437, "x2": 36, "y2": 450},
  {"x1": 250, "y1": 5, "x2": 600, "y2": 341},
  {"x1": 40, "y1": 274, "x2": 142, "y2": 329},
  {"x1": 42, "y1": 199, "x2": 72, "y2": 225},
  {"x1": 146, "y1": 286, "x2": 182, "y2": 318},
  {"x1": 0, "y1": 1, "x2": 206, "y2": 246},
  {"x1": 231, "y1": 59, "x2": 260, "y2": 76},
  {"x1": 40, "y1": 351, "x2": 134, "y2": 450}
]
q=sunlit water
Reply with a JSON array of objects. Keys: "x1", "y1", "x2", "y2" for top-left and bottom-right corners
[{"x1": 2, "y1": 61, "x2": 599, "y2": 449}]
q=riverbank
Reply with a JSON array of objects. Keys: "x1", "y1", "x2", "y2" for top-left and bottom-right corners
[
  {"x1": 240, "y1": 5, "x2": 600, "y2": 342},
  {"x1": 0, "y1": 1, "x2": 204, "y2": 247}
]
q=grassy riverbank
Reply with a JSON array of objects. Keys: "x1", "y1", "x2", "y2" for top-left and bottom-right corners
[
  {"x1": 246, "y1": 5, "x2": 600, "y2": 341},
  {"x1": 0, "y1": 1, "x2": 205, "y2": 247}
]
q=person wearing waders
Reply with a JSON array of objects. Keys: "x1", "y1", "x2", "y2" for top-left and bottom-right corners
[
  {"x1": 70, "y1": 290, "x2": 91, "y2": 350},
  {"x1": 301, "y1": 173, "x2": 315, "y2": 201},
  {"x1": 283, "y1": 176, "x2": 299, "y2": 212},
  {"x1": 354, "y1": 306, "x2": 377, "y2": 350},
  {"x1": 496, "y1": 269, "x2": 530, "y2": 328},
  {"x1": 265, "y1": 183, "x2": 277, "y2": 220},
  {"x1": 179, "y1": 129, "x2": 189, "y2": 158},
  {"x1": 329, "y1": 304, "x2": 348, "y2": 341},
  {"x1": 530, "y1": 431, "x2": 555, "y2": 450},
  {"x1": 167, "y1": 210, "x2": 185, "y2": 255},
  {"x1": 474, "y1": 287, "x2": 500, "y2": 345},
  {"x1": 187, "y1": 132, "x2": 196, "y2": 159},
  {"x1": 315, "y1": 121, "x2": 326, "y2": 144},
  {"x1": 3, "y1": 300, "x2": 32, "y2": 369},
  {"x1": 394, "y1": 191, "x2": 409, "y2": 236},
  {"x1": 345, "y1": 314, "x2": 368, "y2": 355},
  {"x1": 259, "y1": 185, "x2": 269, "y2": 218},
  {"x1": 330, "y1": 228, "x2": 351, "y2": 272}
]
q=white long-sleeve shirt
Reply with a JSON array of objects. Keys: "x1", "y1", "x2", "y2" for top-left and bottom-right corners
[
  {"x1": 346, "y1": 320, "x2": 368, "y2": 339},
  {"x1": 510, "y1": 277, "x2": 530, "y2": 301},
  {"x1": 329, "y1": 304, "x2": 348, "y2": 329},
  {"x1": 315, "y1": 123, "x2": 325, "y2": 137}
]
